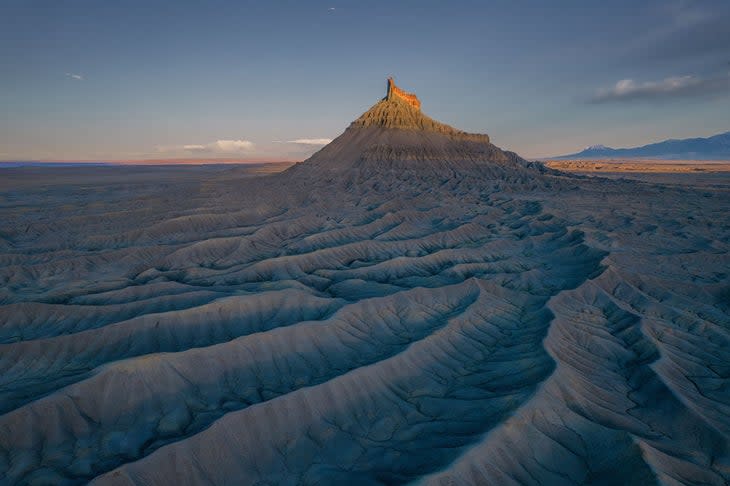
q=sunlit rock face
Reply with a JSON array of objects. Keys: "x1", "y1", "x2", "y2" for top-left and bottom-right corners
[
  {"x1": 386, "y1": 77, "x2": 422, "y2": 110},
  {"x1": 0, "y1": 82, "x2": 728, "y2": 486}
]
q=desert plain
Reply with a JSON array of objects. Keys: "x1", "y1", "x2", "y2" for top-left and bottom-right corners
[{"x1": 1, "y1": 88, "x2": 729, "y2": 486}]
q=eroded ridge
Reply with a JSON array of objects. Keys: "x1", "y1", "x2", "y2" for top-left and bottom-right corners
[{"x1": 0, "y1": 164, "x2": 727, "y2": 485}]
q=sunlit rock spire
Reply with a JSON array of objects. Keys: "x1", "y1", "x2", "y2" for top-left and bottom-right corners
[{"x1": 386, "y1": 77, "x2": 421, "y2": 111}]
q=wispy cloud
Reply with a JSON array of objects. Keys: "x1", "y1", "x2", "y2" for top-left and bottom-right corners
[
  {"x1": 157, "y1": 139, "x2": 255, "y2": 154},
  {"x1": 65, "y1": 72, "x2": 83, "y2": 81},
  {"x1": 589, "y1": 73, "x2": 730, "y2": 103},
  {"x1": 284, "y1": 138, "x2": 332, "y2": 146},
  {"x1": 631, "y1": 2, "x2": 730, "y2": 62}
]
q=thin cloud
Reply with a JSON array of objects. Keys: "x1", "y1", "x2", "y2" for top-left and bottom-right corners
[
  {"x1": 590, "y1": 73, "x2": 730, "y2": 103},
  {"x1": 157, "y1": 139, "x2": 255, "y2": 154},
  {"x1": 285, "y1": 138, "x2": 332, "y2": 146},
  {"x1": 65, "y1": 72, "x2": 83, "y2": 81},
  {"x1": 209, "y1": 140, "x2": 255, "y2": 152},
  {"x1": 644, "y1": 2, "x2": 730, "y2": 62}
]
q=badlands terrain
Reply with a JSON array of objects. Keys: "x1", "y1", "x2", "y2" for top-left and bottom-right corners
[{"x1": 1, "y1": 82, "x2": 729, "y2": 485}]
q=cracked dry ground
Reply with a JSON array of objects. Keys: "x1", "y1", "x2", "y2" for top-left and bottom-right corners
[{"x1": 0, "y1": 165, "x2": 728, "y2": 485}]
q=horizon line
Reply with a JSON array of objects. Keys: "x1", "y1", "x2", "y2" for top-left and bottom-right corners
[{"x1": 0, "y1": 158, "x2": 300, "y2": 165}]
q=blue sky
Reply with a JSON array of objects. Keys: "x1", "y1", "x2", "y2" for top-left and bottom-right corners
[{"x1": 1, "y1": 0, "x2": 729, "y2": 161}]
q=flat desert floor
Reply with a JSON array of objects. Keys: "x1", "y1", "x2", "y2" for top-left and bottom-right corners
[
  {"x1": 0, "y1": 163, "x2": 728, "y2": 485},
  {"x1": 544, "y1": 160, "x2": 730, "y2": 187}
]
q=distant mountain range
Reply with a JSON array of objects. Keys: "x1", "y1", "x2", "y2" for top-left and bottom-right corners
[{"x1": 554, "y1": 130, "x2": 730, "y2": 160}]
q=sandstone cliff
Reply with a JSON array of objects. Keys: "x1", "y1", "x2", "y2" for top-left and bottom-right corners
[
  {"x1": 292, "y1": 78, "x2": 545, "y2": 175},
  {"x1": 386, "y1": 77, "x2": 421, "y2": 110},
  {"x1": 350, "y1": 78, "x2": 489, "y2": 143}
]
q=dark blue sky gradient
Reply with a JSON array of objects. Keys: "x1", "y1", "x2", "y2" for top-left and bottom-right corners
[{"x1": 1, "y1": 0, "x2": 729, "y2": 160}]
